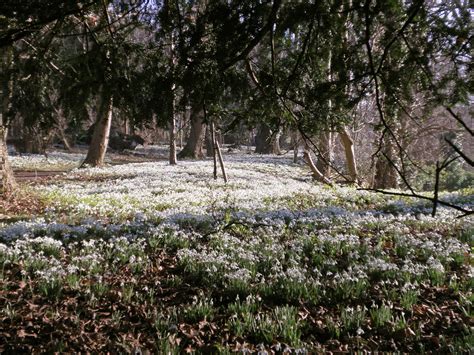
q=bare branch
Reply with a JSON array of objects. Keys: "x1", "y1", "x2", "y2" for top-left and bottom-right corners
[
  {"x1": 444, "y1": 139, "x2": 474, "y2": 167},
  {"x1": 359, "y1": 187, "x2": 473, "y2": 217}
]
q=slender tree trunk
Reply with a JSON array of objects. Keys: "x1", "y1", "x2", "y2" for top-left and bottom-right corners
[
  {"x1": 215, "y1": 138, "x2": 228, "y2": 183},
  {"x1": 210, "y1": 119, "x2": 218, "y2": 179},
  {"x1": 315, "y1": 29, "x2": 336, "y2": 178},
  {"x1": 211, "y1": 120, "x2": 227, "y2": 183},
  {"x1": 205, "y1": 124, "x2": 214, "y2": 157},
  {"x1": 165, "y1": 3, "x2": 178, "y2": 165},
  {"x1": 82, "y1": 90, "x2": 113, "y2": 167},
  {"x1": 336, "y1": 0, "x2": 358, "y2": 184},
  {"x1": 339, "y1": 128, "x2": 358, "y2": 183},
  {"x1": 178, "y1": 104, "x2": 205, "y2": 159},
  {"x1": 169, "y1": 88, "x2": 177, "y2": 165},
  {"x1": 292, "y1": 130, "x2": 299, "y2": 163},
  {"x1": 54, "y1": 108, "x2": 73, "y2": 151},
  {"x1": 169, "y1": 115, "x2": 177, "y2": 165},
  {"x1": 178, "y1": 114, "x2": 183, "y2": 148},
  {"x1": 58, "y1": 126, "x2": 73, "y2": 151},
  {"x1": 124, "y1": 117, "x2": 129, "y2": 135}
]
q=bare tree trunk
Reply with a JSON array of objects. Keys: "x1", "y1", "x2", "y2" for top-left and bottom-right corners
[
  {"x1": 58, "y1": 126, "x2": 73, "y2": 151},
  {"x1": 205, "y1": 124, "x2": 214, "y2": 157},
  {"x1": 210, "y1": 119, "x2": 218, "y2": 179},
  {"x1": 169, "y1": 111, "x2": 177, "y2": 165},
  {"x1": 336, "y1": 0, "x2": 358, "y2": 184},
  {"x1": 0, "y1": 127, "x2": 15, "y2": 197},
  {"x1": 315, "y1": 131, "x2": 334, "y2": 177},
  {"x1": 165, "y1": 3, "x2": 178, "y2": 166},
  {"x1": 255, "y1": 123, "x2": 273, "y2": 154},
  {"x1": 1, "y1": 47, "x2": 16, "y2": 197},
  {"x1": 82, "y1": 90, "x2": 113, "y2": 167},
  {"x1": 339, "y1": 128, "x2": 358, "y2": 183},
  {"x1": 292, "y1": 130, "x2": 299, "y2": 163},
  {"x1": 373, "y1": 134, "x2": 398, "y2": 189},
  {"x1": 178, "y1": 114, "x2": 183, "y2": 148},
  {"x1": 215, "y1": 138, "x2": 228, "y2": 183},
  {"x1": 210, "y1": 120, "x2": 227, "y2": 183},
  {"x1": 123, "y1": 117, "x2": 129, "y2": 135},
  {"x1": 272, "y1": 127, "x2": 282, "y2": 155},
  {"x1": 168, "y1": 81, "x2": 177, "y2": 165},
  {"x1": 178, "y1": 104, "x2": 205, "y2": 159}
]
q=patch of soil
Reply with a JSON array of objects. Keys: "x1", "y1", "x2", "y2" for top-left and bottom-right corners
[
  {"x1": 0, "y1": 192, "x2": 46, "y2": 220},
  {"x1": 108, "y1": 152, "x2": 159, "y2": 164},
  {"x1": 14, "y1": 170, "x2": 64, "y2": 182}
]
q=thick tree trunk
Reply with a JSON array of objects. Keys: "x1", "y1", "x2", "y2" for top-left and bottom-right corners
[
  {"x1": 178, "y1": 104, "x2": 205, "y2": 159},
  {"x1": 272, "y1": 127, "x2": 282, "y2": 155},
  {"x1": 255, "y1": 123, "x2": 273, "y2": 154},
  {"x1": 1, "y1": 47, "x2": 15, "y2": 197},
  {"x1": 316, "y1": 131, "x2": 334, "y2": 177},
  {"x1": 373, "y1": 135, "x2": 398, "y2": 189},
  {"x1": 231, "y1": 121, "x2": 244, "y2": 149},
  {"x1": 82, "y1": 91, "x2": 113, "y2": 167},
  {"x1": 0, "y1": 127, "x2": 16, "y2": 197},
  {"x1": 339, "y1": 128, "x2": 358, "y2": 183}
]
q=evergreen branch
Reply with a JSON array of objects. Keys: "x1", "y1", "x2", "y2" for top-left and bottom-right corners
[
  {"x1": 0, "y1": 1, "x2": 102, "y2": 47},
  {"x1": 374, "y1": 0, "x2": 424, "y2": 76},
  {"x1": 222, "y1": 0, "x2": 282, "y2": 70}
]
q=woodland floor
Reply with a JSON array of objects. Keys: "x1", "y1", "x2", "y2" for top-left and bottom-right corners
[{"x1": 0, "y1": 147, "x2": 473, "y2": 353}]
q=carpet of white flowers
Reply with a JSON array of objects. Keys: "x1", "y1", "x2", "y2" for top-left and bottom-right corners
[{"x1": 1, "y1": 150, "x2": 473, "y2": 352}]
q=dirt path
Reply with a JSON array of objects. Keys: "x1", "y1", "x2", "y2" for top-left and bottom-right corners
[{"x1": 14, "y1": 170, "x2": 64, "y2": 182}]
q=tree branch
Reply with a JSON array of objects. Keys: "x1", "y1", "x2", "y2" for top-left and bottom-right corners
[{"x1": 222, "y1": 0, "x2": 282, "y2": 70}]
